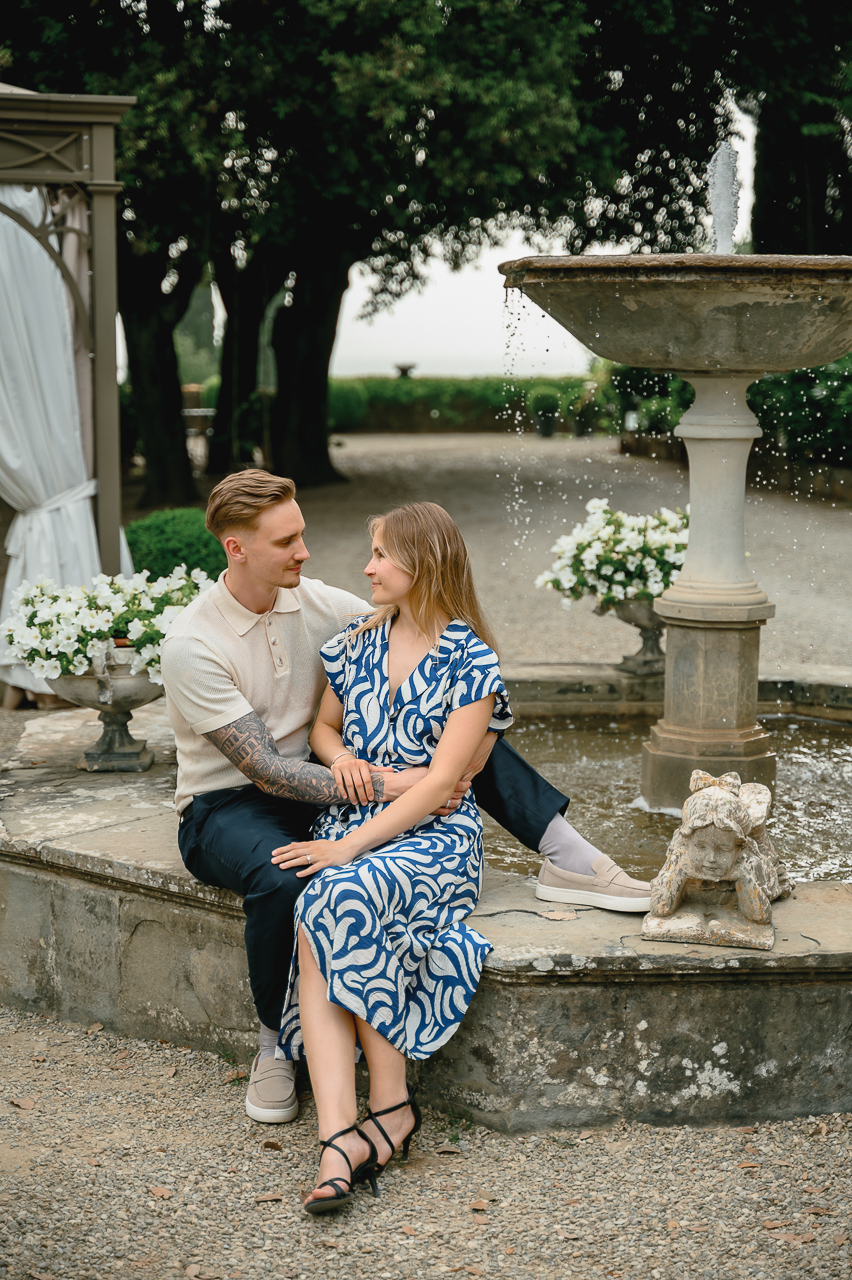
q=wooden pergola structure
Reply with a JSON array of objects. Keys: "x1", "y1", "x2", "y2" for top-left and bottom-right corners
[{"x1": 0, "y1": 90, "x2": 135, "y2": 574}]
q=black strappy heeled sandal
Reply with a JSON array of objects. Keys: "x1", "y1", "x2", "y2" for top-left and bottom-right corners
[
  {"x1": 362, "y1": 1087, "x2": 423, "y2": 1175},
  {"x1": 303, "y1": 1123, "x2": 379, "y2": 1215}
]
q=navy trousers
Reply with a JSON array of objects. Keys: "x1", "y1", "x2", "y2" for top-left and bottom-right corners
[{"x1": 177, "y1": 738, "x2": 568, "y2": 1028}]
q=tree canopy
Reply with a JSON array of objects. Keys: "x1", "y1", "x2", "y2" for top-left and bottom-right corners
[{"x1": 6, "y1": 1, "x2": 852, "y2": 499}]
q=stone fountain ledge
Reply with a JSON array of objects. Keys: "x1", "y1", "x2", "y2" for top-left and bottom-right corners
[
  {"x1": 0, "y1": 698, "x2": 850, "y2": 1131},
  {"x1": 504, "y1": 660, "x2": 852, "y2": 721}
]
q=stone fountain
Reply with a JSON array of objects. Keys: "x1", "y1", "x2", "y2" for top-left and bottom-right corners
[{"x1": 499, "y1": 249, "x2": 852, "y2": 810}]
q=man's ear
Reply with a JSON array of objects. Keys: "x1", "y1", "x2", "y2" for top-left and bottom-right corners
[{"x1": 222, "y1": 533, "x2": 246, "y2": 562}]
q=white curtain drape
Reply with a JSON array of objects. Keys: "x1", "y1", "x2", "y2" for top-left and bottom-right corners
[{"x1": 0, "y1": 184, "x2": 130, "y2": 693}]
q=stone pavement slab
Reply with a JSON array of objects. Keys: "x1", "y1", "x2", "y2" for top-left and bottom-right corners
[{"x1": 0, "y1": 702, "x2": 183, "y2": 879}]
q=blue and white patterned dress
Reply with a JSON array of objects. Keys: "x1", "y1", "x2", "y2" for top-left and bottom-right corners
[{"x1": 278, "y1": 616, "x2": 512, "y2": 1061}]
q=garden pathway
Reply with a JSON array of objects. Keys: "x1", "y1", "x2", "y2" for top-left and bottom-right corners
[
  {"x1": 1, "y1": 433, "x2": 847, "y2": 675},
  {"x1": 296, "y1": 434, "x2": 852, "y2": 673}
]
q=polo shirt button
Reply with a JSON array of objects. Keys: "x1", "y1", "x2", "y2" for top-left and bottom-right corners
[
  {"x1": 266, "y1": 618, "x2": 272, "y2": 626},
  {"x1": 277, "y1": 658, "x2": 284, "y2": 666},
  {"x1": 271, "y1": 638, "x2": 278, "y2": 646}
]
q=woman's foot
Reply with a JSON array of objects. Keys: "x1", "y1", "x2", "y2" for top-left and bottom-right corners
[
  {"x1": 360, "y1": 1093, "x2": 421, "y2": 1170},
  {"x1": 304, "y1": 1126, "x2": 373, "y2": 1210}
]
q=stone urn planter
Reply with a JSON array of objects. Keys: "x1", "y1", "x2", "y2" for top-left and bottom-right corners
[
  {"x1": 609, "y1": 598, "x2": 666, "y2": 676},
  {"x1": 534, "y1": 410, "x2": 558, "y2": 438},
  {"x1": 529, "y1": 387, "x2": 562, "y2": 438},
  {"x1": 46, "y1": 641, "x2": 163, "y2": 772}
]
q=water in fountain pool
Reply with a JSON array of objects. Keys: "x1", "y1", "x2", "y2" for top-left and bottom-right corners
[{"x1": 483, "y1": 716, "x2": 852, "y2": 885}]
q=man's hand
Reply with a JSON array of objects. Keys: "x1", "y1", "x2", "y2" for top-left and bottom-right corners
[
  {"x1": 432, "y1": 731, "x2": 498, "y2": 815},
  {"x1": 360, "y1": 764, "x2": 463, "y2": 815},
  {"x1": 373, "y1": 732, "x2": 499, "y2": 818}
]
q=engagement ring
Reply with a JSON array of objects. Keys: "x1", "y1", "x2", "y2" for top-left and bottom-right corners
[{"x1": 305, "y1": 853, "x2": 311, "y2": 865}]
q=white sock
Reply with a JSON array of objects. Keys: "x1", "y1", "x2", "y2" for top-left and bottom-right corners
[
  {"x1": 539, "y1": 813, "x2": 603, "y2": 876},
  {"x1": 258, "y1": 1022, "x2": 279, "y2": 1062}
]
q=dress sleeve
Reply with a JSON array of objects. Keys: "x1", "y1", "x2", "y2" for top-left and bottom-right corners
[
  {"x1": 319, "y1": 619, "x2": 367, "y2": 703},
  {"x1": 448, "y1": 639, "x2": 513, "y2": 732}
]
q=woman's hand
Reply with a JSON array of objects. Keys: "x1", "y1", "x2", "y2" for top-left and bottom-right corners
[
  {"x1": 331, "y1": 752, "x2": 376, "y2": 805},
  {"x1": 271, "y1": 838, "x2": 355, "y2": 878}
]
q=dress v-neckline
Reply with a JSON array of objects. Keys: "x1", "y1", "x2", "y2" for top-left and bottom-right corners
[{"x1": 382, "y1": 617, "x2": 456, "y2": 713}]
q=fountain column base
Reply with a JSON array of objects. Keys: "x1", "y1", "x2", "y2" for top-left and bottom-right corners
[{"x1": 640, "y1": 601, "x2": 776, "y2": 810}]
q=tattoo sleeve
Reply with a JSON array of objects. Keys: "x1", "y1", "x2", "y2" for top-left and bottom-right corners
[{"x1": 204, "y1": 712, "x2": 385, "y2": 805}]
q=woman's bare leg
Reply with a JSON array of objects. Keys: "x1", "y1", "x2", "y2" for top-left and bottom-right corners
[
  {"x1": 356, "y1": 1017, "x2": 416, "y2": 1165},
  {"x1": 298, "y1": 926, "x2": 370, "y2": 1201}
]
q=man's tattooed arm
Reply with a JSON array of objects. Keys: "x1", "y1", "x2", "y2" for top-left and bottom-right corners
[{"x1": 204, "y1": 712, "x2": 385, "y2": 804}]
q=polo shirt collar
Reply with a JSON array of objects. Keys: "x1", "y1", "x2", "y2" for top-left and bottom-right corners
[{"x1": 212, "y1": 571, "x2": 302, "y2": 637}]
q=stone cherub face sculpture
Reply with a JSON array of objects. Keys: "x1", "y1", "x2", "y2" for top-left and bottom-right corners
[{"x1": 648, "y1": 770, "x2": 793, "y2": 925}]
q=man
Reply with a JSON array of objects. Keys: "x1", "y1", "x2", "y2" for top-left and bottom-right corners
[{"x1": 161, "y1": 471, "x2": 650, "y2": 1124}]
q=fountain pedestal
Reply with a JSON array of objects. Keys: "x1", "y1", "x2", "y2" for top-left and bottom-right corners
[
  {"x1": 641, "y1": 373, "x2": 775, "y2": 808},
  {"x1": 641, "y1": 612, "x2": 775, "y2": 805}
]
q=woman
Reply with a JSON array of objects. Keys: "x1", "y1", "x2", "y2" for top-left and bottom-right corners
[{"x1": 272, "y1": 501, "x2": 511, "y2": 1213}]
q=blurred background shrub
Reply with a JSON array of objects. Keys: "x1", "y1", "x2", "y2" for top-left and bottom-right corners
[{"x1": 125, "y1": 508, "x2": 227, "y2": 581}]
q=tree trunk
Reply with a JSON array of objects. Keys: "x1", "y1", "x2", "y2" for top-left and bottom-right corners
[
  {"x1": 752, "y1": 95, "x2": 852, "y2": 255},
  {"x1": 268, "y1": 250, "x2": 351, "y2": 486},
  {"x1": 209, "y1": 243, "x2": 291, "y2": 475},
  {"x1": 117, "y1": 241, "x2": 201, "y2": 506}
]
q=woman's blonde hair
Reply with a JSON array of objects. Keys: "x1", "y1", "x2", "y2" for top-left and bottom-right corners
[{"x1": 352, "y1": 502, "x2": 497, "y2": 652}]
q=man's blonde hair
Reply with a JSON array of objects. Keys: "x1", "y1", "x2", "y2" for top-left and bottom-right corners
[{"x1": 206, "y1": 470, "x2": 296, "y2": 540}]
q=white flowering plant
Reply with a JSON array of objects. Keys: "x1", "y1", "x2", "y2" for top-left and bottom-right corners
[
  {"x1": 535, "y1": 498, "x2": 689, "y2": 610},
  {"x1": 3, "y1": 565, "x2": 212, "y2": 685}
]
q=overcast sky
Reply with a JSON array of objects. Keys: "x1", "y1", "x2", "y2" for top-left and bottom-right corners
[{"x1": 329, "y1": 106, "x2": 756, "y2": 379}]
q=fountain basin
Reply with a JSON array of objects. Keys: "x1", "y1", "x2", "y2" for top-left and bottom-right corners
[
  {"x1": 1, "y1": 695, "x2": 850, "y2": 1130},
  {"x1": 486, "y1": 715, "x2": 852, "y2": 886},
  {"x1": 499, "y1": 253, "x2": 852, "y2": 372}
]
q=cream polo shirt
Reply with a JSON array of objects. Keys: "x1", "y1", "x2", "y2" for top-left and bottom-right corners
[{"x1": 161, "y1": 572, "x2": 370, "y2": 813}]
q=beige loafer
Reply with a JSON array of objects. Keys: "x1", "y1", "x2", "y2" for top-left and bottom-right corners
[
  {"x1": 245, "y1": 1051, "x2": 299, "y2": 1123},
  {"x1": 535, "y1": 854, "x2": 651, "y2": 912}
]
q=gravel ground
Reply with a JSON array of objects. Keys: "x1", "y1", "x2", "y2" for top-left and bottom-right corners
[{"x1": 1, "y1": 1006, "x2": 849, "y2": 1280}]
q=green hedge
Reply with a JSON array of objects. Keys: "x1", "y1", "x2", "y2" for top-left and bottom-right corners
[
  {"x1": 125, "y1": 508, "x2": 227, "y2": 581},
  {"x1": 746, "y1": 358, "x2": 852, "y2": 467},
  {"x1": 328, "y1": 375, "x2": 591, "y2": 429},
  {"x1": 608, "y1": 359, "x2": 851, "y2": 467},
  {"x1": 608, "y1": 366, "x2": 695, "y2": 431},
  {"x1": 201, "y1": 375, "x2": 221, "y2": 410},
  {"x1": 328, "y1": 379, "x2": 370, "y2": 431}
]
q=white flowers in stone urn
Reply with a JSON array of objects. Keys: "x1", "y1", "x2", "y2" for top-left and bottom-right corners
[
  {"x1": 536, "y1": 498, "x2": 689, "y2": 674},
  {"x1": 3, "y1": 566, "x2": 212, "y2": 770}
]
